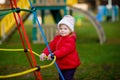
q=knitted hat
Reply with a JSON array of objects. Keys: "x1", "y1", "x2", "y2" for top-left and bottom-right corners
[{"x1": 57, "y1": 15, "x2": 75, "y2": 32}]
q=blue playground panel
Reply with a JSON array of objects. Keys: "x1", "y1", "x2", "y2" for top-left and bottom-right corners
[
  {"x1": 113, "y1": 6, "x2": 119, "y2": 16},
  {"x1": 96, "y1": 5, "x2": 119, "y2": 22}
]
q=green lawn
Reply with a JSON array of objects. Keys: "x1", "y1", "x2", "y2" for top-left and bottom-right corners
[{"x1": 0, "y1": 14, "x2": 120, "y2": 80}]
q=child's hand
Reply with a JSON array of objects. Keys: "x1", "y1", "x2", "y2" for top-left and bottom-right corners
[
  {"x1": 47, "y1": 53, "x2": 54, "y2": 60},
  {"x1": 39, "y1": 53, "x2": 47, "y2": 61}
]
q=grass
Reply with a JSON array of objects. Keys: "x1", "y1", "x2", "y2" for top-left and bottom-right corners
[{"x1": 0, "y1": 14, "x2": 120, "y2": 80}]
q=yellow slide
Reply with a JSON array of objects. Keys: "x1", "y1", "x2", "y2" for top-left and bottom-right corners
[{"x1": 0, "y1": 0, "x2": 30, "y2": 43}]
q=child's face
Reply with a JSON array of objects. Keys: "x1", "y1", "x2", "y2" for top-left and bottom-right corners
[{"x1": 58, "y1": 24, "x2": 72, "y2": 36}]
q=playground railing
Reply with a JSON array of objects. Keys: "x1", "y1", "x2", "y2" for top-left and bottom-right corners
[
  {"x1": 34, "y1": 0, "x2": 66, "y2": 6},
  {"x1": 34, "y1": 24, "x2": 56, "y2": 43}
]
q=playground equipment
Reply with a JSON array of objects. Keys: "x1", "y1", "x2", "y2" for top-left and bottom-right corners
[
  {"x1": 33, "y1": 1, "x2": 106, "y2": 44},
  {"x1": 0, "y1": 48, "x2": 56, "y2": 78},
  {"x1": 0, "y1": 0, "x2": 43, "y2": 79},
  {"x1": 66, "y1": 0, "x2": 78, "y2": 6},
  {"x1": 0, "y1": 0, "x2": 31, "y2": 44},
  {"x1": 0, "y1": 0, "x2": 106, "y2": 79},
  {"x1": 35, "y1": 24, "x2": 56, "y2": 43},
  {"x1": 31, "y1": 0, "x2": 67, "y2": 42},
  {"x1": 0, "y1": 0, "x2": 65, "y2": 80},
  {"x1": 33, "y1": 0, "x2": 67, "y2": 23},
  {"x1": 96, "y1": 5, "x2": 119, "y2": 22},
  {"x1": 96, "y1": 0, "x2": 119, "y2": 22},
  {"x1": 0, "y1": 0, "x2": 106, "y2": 44},
  {"x1": 69, "y1": 6, "x2": 106, "y2": 44},
  {"x1": 0, "y1": 0, "x2": 67, "y2": 44},
  {"x1": 34, "y1": 3, "x2": 106, "y2": 44}
]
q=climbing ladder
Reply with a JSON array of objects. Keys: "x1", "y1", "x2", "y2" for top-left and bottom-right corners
[
  {"x1": 0, "y1": 0, "x2": 43, "y2": 79},
  {"x1": 0, "y1": 0, "x2": 65, "y2": 80}
]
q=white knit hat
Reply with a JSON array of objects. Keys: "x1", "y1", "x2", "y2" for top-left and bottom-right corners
[{"x1": 57, "y1": 15, "x2": 75, "y2": 32}]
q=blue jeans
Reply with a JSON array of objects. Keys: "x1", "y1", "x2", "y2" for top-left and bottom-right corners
[{"x1": 59, "y1": 68, "x2": 76, "y2": 80}]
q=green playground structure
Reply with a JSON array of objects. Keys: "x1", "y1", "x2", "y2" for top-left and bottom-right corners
[{"x1": 0, "y1": 0, "x2": 106, "y2": 44}]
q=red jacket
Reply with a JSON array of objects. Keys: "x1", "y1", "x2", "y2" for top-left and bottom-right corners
[{"x1": 43, "y1": 33, "x2": 80, "y2": 69}]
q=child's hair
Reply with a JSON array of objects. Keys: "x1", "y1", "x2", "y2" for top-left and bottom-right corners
[{"x1": 57, "y1": 15, "x2": 75, "y2": 32}]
